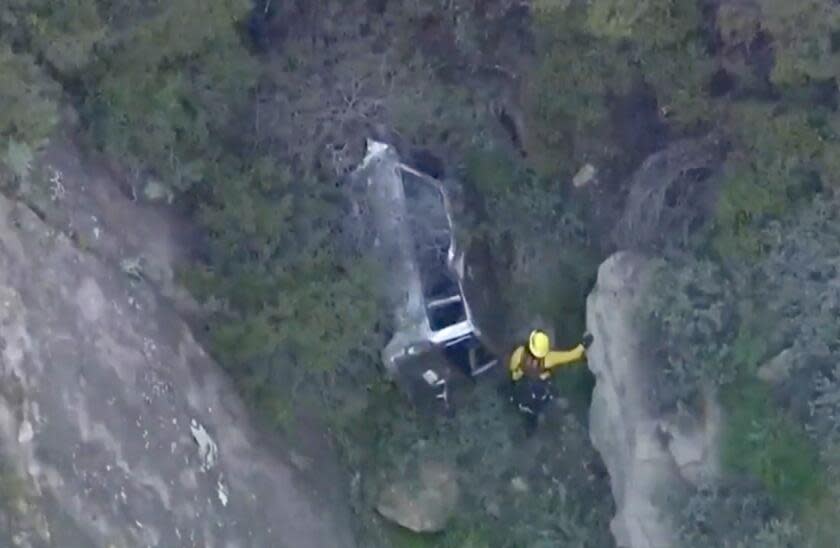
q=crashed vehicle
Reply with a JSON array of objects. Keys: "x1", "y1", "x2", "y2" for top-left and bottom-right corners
[{"x1": 348, "y1": 141, "x2": 498, "y2": 405}]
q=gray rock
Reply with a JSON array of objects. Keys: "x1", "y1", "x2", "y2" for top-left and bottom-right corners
[
  {"x1": 573, "y1": 163, "x2": 597, "y2": 187},
  {"x1": 484, "y1": 498, "x2": 501, "y2": 519},
  {"x1": 17, "y1": 419, "x2": 33, "y2": 444},
  {"x1": 142, "y1": 179, "x2": 174, "y2": 204},
  {"x1": 509, "y1": 476, "x2": 529, "y2": 493},
  {"x1": 659, "y1": 391, "x2": 722, "y2": 486},
  {"x1": 586, "y1": 252, "x2": 721, "y2": 548},
  {"x1": 0, "y1": 194, "x2": 356, "y2": 547},
  {"x1": 757, "y1": 348, "x2": 795, "y2": 384},
  {"x1": 189, "y1": 419, "x2": 219, "y2": 472},
  {"x1": 31, "y1": 141, "x2": 202, "y2": 319},
  {"x1": 377, "y1": 461, "x2": 459, "y2": 533}
]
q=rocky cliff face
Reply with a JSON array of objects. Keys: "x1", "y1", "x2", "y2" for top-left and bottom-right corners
[
  {"x1": 0, "y1": 181, "x2": 355, "y2": 546},
  {"x1": 586, "y1": 252, "x2": 721, "y2": 548}
]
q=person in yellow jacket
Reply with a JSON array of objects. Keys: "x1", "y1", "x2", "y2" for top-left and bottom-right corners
[{"x1": 507, "y1": 329, "x2": 593, "y2": 434}]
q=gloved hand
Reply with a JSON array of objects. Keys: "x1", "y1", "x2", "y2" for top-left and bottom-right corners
[{"x1": 582, "y1": 332, "x2": 594, "y2": 349}]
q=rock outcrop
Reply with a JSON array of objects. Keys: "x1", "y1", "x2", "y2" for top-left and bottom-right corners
[
  {"x1": 611, "y1": 137, "x2": 725, "y2": 251},
  {"x1": 0, "y1": 189, "x2": 356, "y2": 547},
  {"x1": 586, "y1": 252, "x2": 721, "y2": 548}
]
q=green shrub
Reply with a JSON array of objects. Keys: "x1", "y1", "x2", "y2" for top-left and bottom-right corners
[
  {"x1": 711, "y1": 104, "x2": 832, "y2": 260},
  {"x1": 757, "y1": 0, "x2": 840, "y2": 86},
  {"x1": 347, "y1": 380, "x2": 613, "y2": 548},
  {"x1": 185, "y1": 153, "x2": 382, "y2": 429},
  {"x1": 584, "y1": 0, "x2": 714, "y2": 130},
  {"x1": 586, "y1": 0, "x2": 701, "y2": 49},
  {"x1": 676, "y1": 484, "x2": 779, "y2": 548},
  {"x1": 523, "y1": 1, "x2": 629, "y2": 175},
  {"x1": 641, "y1": 257, "x2": 734, "y2": 407},
  {"x1": 383, "y1": 521, "x2": 500, "y2": 548},
  {"x1": 716, "y1": 3, "x2": 762, "y2": 49},
  {"x1": 0, "y1": 463, "x2": 27, "y2": 510},
  {"x1": 820, "y1": 141, "x2": 840, "y2": 188},
  {"x1": 24, "y1": 0, "x2": 105, "y2": 76},
  {"x1": 640, "y1": 39, "x2": 715, "y2": 129},
  {"x1": 82, "y1": 0, "x2": 256, "y2": 188},
  {"x1": 462, "y1": 145, "x2": 522, "y2": 204},
  {"x1": 728, "y1": 301, "x2": 780, "y2": 375},
  {"x1": 648, "y1": 254, "x2": 825, "y2": 508},
  {"x1": 737, "y1": 107, "x2": 825, "y2": 180},
  {"x1": 722, "y1": 381, "x2": 823, "y2": 508},
  {"x1": 2, "y1": 140, "x2": 35, "y2": 181},
  {"x1": 737, "y1": 518, "x2": 807, "y2": 548},
  {"x1": 525, "y1": 0, "x2": 715, "y2": 175},
  {"x1": 711, "y1": 164, "x2": 785, "y2": 259},
  {"x1": 0, "y1": 46, "x2": 59, "y2": 148},
  {"x1": 460, "y1": 144, "x2": 598, "y2": 354}
]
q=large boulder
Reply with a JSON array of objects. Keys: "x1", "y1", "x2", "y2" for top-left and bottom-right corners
[
  {"x1": 585, "y1": 252, "x2": 721, "y2": 548},
  {"x1": 376, "y1": 460, "x2": 459, "y2": 533}
]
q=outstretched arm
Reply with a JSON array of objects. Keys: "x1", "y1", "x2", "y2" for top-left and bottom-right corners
[{"x1": 543, "y1": 344, "x2": 585, "y2": 370}]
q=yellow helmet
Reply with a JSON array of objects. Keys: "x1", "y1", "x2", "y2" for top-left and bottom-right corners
[{"x1": 528, "y1": 330, "x2": 550, "y2": 359}]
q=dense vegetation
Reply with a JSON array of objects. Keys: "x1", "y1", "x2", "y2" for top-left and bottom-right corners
[{"x1": 4, "y1": 0, "x2": 840, "y2": 545}]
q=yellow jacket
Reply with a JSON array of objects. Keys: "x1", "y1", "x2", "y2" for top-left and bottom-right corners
[{"x1": 509, "y1": 343, "x2": 586, "y2": 381}]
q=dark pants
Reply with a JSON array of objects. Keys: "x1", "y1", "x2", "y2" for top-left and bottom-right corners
[{"x1": 509, "y1": 378, "x2": 554, "y2": 435}]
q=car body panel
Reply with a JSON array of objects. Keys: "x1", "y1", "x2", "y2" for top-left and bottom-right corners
[{"x1": 349, "y1": 140, "x2": 498, "y2": 392}]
